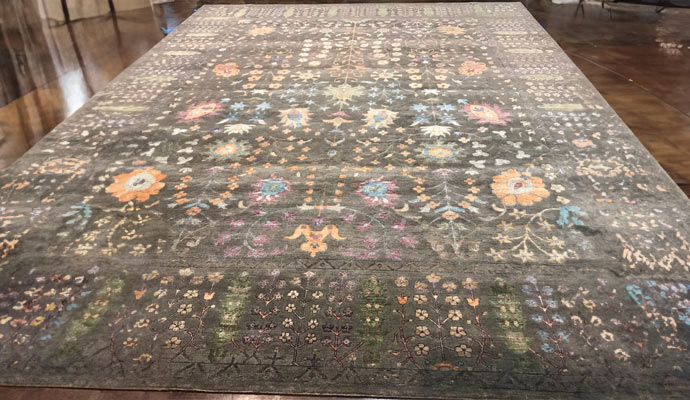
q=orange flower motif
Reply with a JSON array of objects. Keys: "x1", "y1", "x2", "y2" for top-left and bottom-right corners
[
  {"x1": 397, "y1": 296, "x2": 408, "y2": 305},
  {"x1": 441, "y1": 210, "x2": 460, "y2": 221},
  {"x1": 491, "y1": 169, "x2": 549, "y2": 206},
  {"x1": 458, "y1": 61, "x2": 487, "y2": 76},
  {"x1": 213, "y1": 62, "x2": 239, "y2": 77},
  {"x1": 467, "y1": 298, "x2": 480, "y2": 307},
  {"x1": 186, "y1": 206, "x2": 202, "y2": 216},
  {"x1": 106, "y1": 167, "x2": 166, "y2": 202}
]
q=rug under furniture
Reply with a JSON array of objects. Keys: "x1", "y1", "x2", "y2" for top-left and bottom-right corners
[{"x1": 1, "y1": 2, "x2": 689, "y2": 398}]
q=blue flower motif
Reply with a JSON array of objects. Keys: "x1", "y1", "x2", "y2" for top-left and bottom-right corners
[
  {"x1": 531, "y1": 314, "x2": 543, "y2": 323},
  {"x1": 413, "y1": 115, "x2": 430, "y2": 124},
  {"x1": 537, "y1": 330, "x2": 549, "y2": 340},
  {"x1": 230, "y1": 102, "x2": 246, "y2": 111},
  {"x1": 525, "y1": 299, "x2": 539, "y2": 308},
  {"x1": 261, "y1": 180, "x2": 288, "y2": 196},
  {"x1": 545, "y1": 300, "x2": 558, "y2": 308},
  {"x1": 541, "y1": 343, "x2": 554, "y2": 354},
  {"x1": 438, "y1": 103, "x2": 457, "y2": 112},
  {"x1": 256, "y1": 101, "x2": 271, "y2": 111},
  {"x1": 542, "y1": 286, "x2": 553, "y2": 296},
  {"x1": 440, "y1": 114, "x2": 458, "y2": 125},
  {"x1": 361, "y1": 181, "x2": 389, "y2": 198},
  {"x1": 552, "y1": 314, "x2": 565, "y2": 323},
  {"x1": 411, "y1": 104, "x2": 428, "y2": 112}
]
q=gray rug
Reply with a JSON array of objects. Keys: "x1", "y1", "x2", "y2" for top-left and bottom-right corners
[{"x1": 1, "y1": 3, "x2": 689, "y2": 398}]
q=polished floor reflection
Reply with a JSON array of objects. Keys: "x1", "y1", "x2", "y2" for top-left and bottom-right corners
[{"x1": 0, "y1": 0, "x2": 197, "y2": 168}]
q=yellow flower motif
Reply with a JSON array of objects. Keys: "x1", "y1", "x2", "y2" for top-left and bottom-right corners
[
  {"x1": 415, "y1": 326, "x2": 431, "y2": 337},
  {"x1": 426, "y1": 273, "x2": 441, "y2": 284},
  {"x1": 132, "y1": 353, "x2": 152, "y2": 363},
  {"x1": 362, "y1": 108, "x2": 398, "y2": 129},
  {"x1": 600, "y1": 330, "x2": 615, "y2": 342},
  {"x1": 448, "y1": 309, "x2": 463, "y2": 321},
  {"x1": 437, "y1": 25, "x2": 465, "y2": 35},
  {"x1": 583, "y1": 299, "x2": 596, "y2": 309},
  {"x1": 455, "y1": 344, "x2": 473, "y2": 357},
  {"x1": 279, "y1": 108, "x2": 311, "y2": 129},
  {"x1": 248, "y1": 26, "x2": 275, "y2": 36},
  {"x1": 614, "y1": 348, "x2": 630, "y2": 361},
  {"x1": 462, "y1": 278, "x2": 478, "y2": 290},
  {"x1": 450, "y1": 326, "x2": 466, "y2": 338}
]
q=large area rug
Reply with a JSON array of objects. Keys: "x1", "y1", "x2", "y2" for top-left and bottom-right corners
[{"x1": 1, "y1": 2, "x2": 689, "y2": 398}]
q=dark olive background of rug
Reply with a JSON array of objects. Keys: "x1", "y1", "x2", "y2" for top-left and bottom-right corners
[{"x1": 1, "y1": 3, "x2": 689, "y2": 398}]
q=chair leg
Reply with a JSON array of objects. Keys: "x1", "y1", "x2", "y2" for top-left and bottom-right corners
[
  {"x1": 61, "y1": 0, "x2": 71, "y2": 23},
  {"x1": 576, "y1": 0, "x2": 585, "y2": 16},
  {"x1": 108, "y1": 0, "x2": 115, "y2": 15}
]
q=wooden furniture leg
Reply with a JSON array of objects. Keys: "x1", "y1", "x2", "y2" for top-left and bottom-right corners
[{"x1": 61, "y1": 0, "x2": 71, "y2": 23}]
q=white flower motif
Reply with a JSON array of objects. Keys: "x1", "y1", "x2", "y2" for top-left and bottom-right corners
[
  {"x1": 224, "y1": 124, "x2": 254, "y2": 134},
  {"x1": 421, "y1": 125, "x2": 451, "y2": 137}
]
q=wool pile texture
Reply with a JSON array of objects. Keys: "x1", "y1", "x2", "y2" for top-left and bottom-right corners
[{"x1": 1, "y1": 3, "x2": 689, "y2": 398}]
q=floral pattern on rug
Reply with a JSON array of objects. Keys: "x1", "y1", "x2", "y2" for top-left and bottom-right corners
[{"x1": 0, "y1": 3, "x2": 689, "y2": 398}]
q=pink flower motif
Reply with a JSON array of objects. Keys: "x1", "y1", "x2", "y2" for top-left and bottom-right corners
[
  {"x1": 216, "y1": 233, "x2": 233, "y2": 244},
  {"x1": 229, "y1": 219, "x2": 245, "y2": 228},
  {"x1": 253, "y1": 235, "x2": 269, "y2": 246},
  {"x1": 282, "y1": 211, "x2": 295, "y2": 221},
  {"x1": 392, "y1": 220, "x2": 406, "y2": 231},
  {"x1": 356, "y1": 222, "x2": 371, "y2": 231},
  {"x1": 386, "y1": 249, "x2": 402, "y2": 260},
  {"x1": 362, "y1": 237, "x2": 378, "y2": 249},
  {"x1": 358, "y1": 250, "x2": 378, "y2": 260},
  {"x1": 463, "y1": 103, "x2": 510, "y2": 125},
  {"x1": 177, "y1": 101, "x2": 223, "y2": 123},
  {"x1": 224, "y1": 246, "x2": 242, "y2": 257},
  {"x1": 248, "y1": 248, "x2": 267, "y2": 258},
  {"x1": 401, "y1": 236, "x2": 418, "y2": 248},
  {"x1": 270, "y1": 245, "x2": 288, "y2": 255},
  {"x1": 312, "y1": 217, "x2": 325, "y2": 226},
  {"x1": 264, "y1": 220, "x2": 280, "y2": 229},
  {"x1": 342, "y1": 213, "x2": 356, "y2": 222},
  {"x1": 340, "y1": 248, "x2": 357, "y2": 257}
]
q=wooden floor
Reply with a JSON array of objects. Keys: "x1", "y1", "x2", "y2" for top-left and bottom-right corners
[{"x1": 0, "y1": 0, "x2": 689, "y2": 399}]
